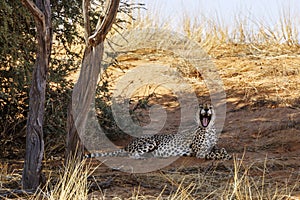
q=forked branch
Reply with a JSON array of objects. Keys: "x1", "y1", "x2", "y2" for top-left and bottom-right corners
[
  {"x1": 21, "y1": 0, "x2": 46, "y2": 32},
  {"x1": 87, "y1": 0, "x2": 121, "y2": 46}
]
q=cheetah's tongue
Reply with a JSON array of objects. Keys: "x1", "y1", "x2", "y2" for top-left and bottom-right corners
[{"x1": 202, "y1": 118, "x2": 208, "y2": 127}]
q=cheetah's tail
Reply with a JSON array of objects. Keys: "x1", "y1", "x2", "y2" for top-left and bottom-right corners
[{"x1": 85, "y1": 149, "x2": 128, "y2": 158}]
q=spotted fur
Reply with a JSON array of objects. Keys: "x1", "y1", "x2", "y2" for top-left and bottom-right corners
[{"x1": 205, "y1": 146, "x2": 232, "y2": 160}]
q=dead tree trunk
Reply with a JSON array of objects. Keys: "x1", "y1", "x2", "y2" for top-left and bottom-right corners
[
  {"x1": 21, "y1": 0, "x2": 52, "y2": 190},
  {"x1": 66, "y1": 0, "x2": 120, "y2": 160}
]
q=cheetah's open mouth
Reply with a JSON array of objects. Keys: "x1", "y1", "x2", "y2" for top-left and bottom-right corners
[{"x1": 200, "y1": 115, "x2": 211, "y2": 127}]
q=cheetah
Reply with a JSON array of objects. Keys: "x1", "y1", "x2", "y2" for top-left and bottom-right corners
[
  {"x1": 190, "y1": 104, "x2": 232, "y2": 160},
  {"x1": 85, "y1": 104, "x2": 231, "y2": 160}
]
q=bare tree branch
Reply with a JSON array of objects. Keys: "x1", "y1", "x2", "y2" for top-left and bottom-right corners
[
  {"x1": 88, "y1": 0, "x2": 120, "y2": 46},
  {"x1": 83, "y1": 0, "x2": 91, "y2": 45}
]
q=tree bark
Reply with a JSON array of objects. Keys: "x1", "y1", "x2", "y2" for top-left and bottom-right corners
[
  {"x1": 21, "y1": 0, "x2": 52, "y2": 190},
  {"x1": 66, "y1": 0, "x2": 120, "y2": 160},
  {"x1": 66, "y1": 45, "x2": 104, "y2": 160}
]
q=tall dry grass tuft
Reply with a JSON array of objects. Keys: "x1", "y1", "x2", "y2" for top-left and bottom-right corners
[
  {"x1": 164, "y1": 174, "x2": 196, "y2": 200},
  {"x1": 33, "y1": 158, "x2": 97, "y2": 200},
  {"x1": 180, "y1": 13, "x2": 230, "y2": 52},
  {"x1": 224, "y1": 155, "x2": 299, "y2": 200}
]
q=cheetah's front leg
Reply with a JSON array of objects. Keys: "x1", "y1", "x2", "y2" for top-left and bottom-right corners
[{"x1": 205, "y1": 146, "x2": 232, "y2": 160}]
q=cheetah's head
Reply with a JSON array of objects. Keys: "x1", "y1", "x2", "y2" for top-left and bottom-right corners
[{"x1": 199, "y1": 104, "x2": 213, "y2": 128}]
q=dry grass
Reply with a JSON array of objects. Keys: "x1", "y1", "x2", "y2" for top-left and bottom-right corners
[
  {"x1": 224, "y1": 155, "x2": 298, "y2": 200},
  {"x1": 42, "y1": 160, "x2": 91, "y2": 200},
  {"x1": 128, "y1": 3, "x2": 300, "y2": 55},
  {"x1": 0, "y1": 158, "x2": 95, "y2": 199},
  {"x1": 1, "y1": 156, "x2": 299, "y2": 199}
]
